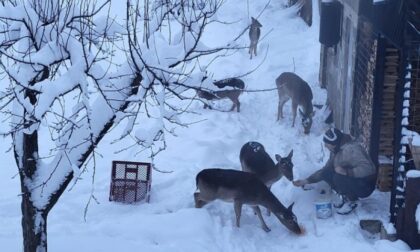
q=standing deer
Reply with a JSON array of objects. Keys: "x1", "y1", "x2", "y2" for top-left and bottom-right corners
[
  {"x1": 276, "y1": 72, "x2": 315, "y2": 134},
  {"x1": 249, "y1": 17, "x2": 262, "y2": 59},
  {"x1": 194, "y1": 168, "x2": 302, "y2": 234},
  {"x1": 240, "y1": 141, "x2": 294, "y2": 188},
  {"x1": 196, "y1": 78, "x2": 244, "y2": 112}
]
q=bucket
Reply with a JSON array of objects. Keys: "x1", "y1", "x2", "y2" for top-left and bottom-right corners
[{"x1": 315, "y1": 200, "x2": 332, "y2": 219}]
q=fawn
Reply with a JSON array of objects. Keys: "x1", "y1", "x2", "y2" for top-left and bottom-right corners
[
  {"x1": 196, "y1": 78, "x2": 244, "y2": 112},
  {"x1": 276, "y1": 72, "x2": 315, "y2": 134},
  {"x1": 194, "y1": 168, "x2": 302, "y2": 234},
  {"x1": 249, "y1": 17, "x2": 262, "y2": 59}
]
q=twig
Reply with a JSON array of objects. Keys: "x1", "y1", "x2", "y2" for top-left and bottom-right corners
[
  {"x1": 256, "y1": 0, "x2": 271, "y2": 19},
  {"x1": 242, "y1": 87, "x2": 277, "y2": 93},
  {"x1": 293, "y1": 57, "x2": 296, "y2": 72},
  {"x1": 233, "y1": 44, "x2": 270, "y2": 79}
]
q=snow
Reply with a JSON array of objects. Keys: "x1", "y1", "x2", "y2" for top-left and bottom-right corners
[
  {"x1": 406, "y1": 170, "x2": 420, "y2": 178},
  {"x1": 413, "y1": 135, "x2": 420, "y2": 146},
  {"x1": 0, "y1": 0, "x2": 412, "y2": 251}
]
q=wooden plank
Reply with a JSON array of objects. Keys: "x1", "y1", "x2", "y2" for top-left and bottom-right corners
[{"x1": 385, "y1": 55, "x2": 399, "y2": 60}]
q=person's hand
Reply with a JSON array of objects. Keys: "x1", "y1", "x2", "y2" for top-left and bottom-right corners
[
  {"x1": 293, "y1": 179, "x2": 308, "y2": 187},
  {"x1": 334, "y1": 166, "x2": 347, "y2": 175}
]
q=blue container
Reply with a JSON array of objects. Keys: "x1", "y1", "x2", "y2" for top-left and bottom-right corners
[{"x1": 315, "y1": 201, "x2": 332, "y2": 219}]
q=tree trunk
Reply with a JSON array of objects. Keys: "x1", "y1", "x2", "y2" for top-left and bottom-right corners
[
  {"x1": 18, "y1": 129, "x2": 48, "y2": 252},
  {"x1": 21, "y1": 193, "x2": 48, "y2": 252},
  {"x1": 14, "y1": 73, "x2": 141, "y2": 251}
]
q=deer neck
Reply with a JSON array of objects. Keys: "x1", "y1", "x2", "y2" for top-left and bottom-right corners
[
  {"x1": 300, "y1": 101, "x2": 311, "y2": 114},
  {"x1": 260, "y1": 166, "x2": 281, "y2": 186},
  {"x1": 259, "y1": 191, "x2": 287, "y2": 213}
]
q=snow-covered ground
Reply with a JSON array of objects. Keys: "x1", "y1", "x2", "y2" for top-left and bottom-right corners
[{"x1": 0, "y1": 0, "x2": 413, "y2": 251}]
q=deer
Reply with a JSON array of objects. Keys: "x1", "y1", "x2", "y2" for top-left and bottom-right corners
[
  {"x1": 194, "y1": 168, "x2": 302, "y2": 234},
  {"x1": 276, "y1": 72, "x2": 315, "y2": 134},
  {"x1": 240, "y1": 141, "x2": 294, "y2": 188},
  {"x1": 196, "y1": 78, "x2": 244, "y2": 112},
  {"x1": 249, "y1": 17, "x2": 262, "y2": 59},
  {"x1": 240, "y1": 141, "x2": 294, "y2": 215}
]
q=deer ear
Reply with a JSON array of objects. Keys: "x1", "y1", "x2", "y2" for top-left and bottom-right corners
[
  {"x1": 288, "y1": 202, "x2": 295, "y2": 211},
  {"x1": 287, "y1": 150, "x2": 293, "y2": 159},
  {"x1": 275, "y1": 154, "x2": 281, "y2": 161}
]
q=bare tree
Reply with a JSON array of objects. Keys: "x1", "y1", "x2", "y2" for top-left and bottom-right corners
[{"x1": 0, "y1": 0, "x2": 238, "y2": 251}]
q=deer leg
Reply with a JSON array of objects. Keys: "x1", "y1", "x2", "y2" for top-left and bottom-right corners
[
  {"x1": 254, "y1": 43, "x2": 258, "y2": 56},
  {"x1": 252, "y1": 206, "x2": 271, "y2": 232},
  {"x1": 234, "y1": 200, "x2": 243, "y2": 228},
  {"x1": 291, "y1": 101, "x2": 298, "y2": 127},
  {"x1": 265, "y1": 186, "x2": 272, "y2": 216},
  {"x1": 277, "y1": 96, "x2": 289, "y2": 121},
  {"x1": 229, "y1": 99, "x2": 240, "y2": 112}
]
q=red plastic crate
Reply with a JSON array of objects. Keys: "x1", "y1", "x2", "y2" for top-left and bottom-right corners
[{"x1": 109, "y1": 161, "x2": 152, "y2": 203}]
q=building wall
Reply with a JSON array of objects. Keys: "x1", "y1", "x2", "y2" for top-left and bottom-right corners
[
  {"x1": 322, "y1": 0, "x2": 358, "y2": 134},
  {"x1": 320, "y1": 0, "x2": 381, "y2": 154},
  {"x1": 351, "y1": 18, "x2": 377, "y2": 152}
]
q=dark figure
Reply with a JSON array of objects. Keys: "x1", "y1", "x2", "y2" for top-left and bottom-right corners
[
  {"x1": 293, "y1": 127, "x2": 377, "y2": 214},
  {"x1": 213, "y1": 78, "x2": 245, "y2": 89}
]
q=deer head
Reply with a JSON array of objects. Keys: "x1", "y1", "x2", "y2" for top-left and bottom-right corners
[
  {"x1": 299, "y1": 108, "x2": 315, "y2": 134},
  {"x1": 251, "y1": 17, "x2": 262, "y2": 28},
  {"x1": 273, "y1": 203, "x2": 302, "y2": 234},
  {"x1": 275, "y1": 150, "x2": 294, "y2": 181}
]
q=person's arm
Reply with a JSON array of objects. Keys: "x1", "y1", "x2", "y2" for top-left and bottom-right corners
[{"x1": 293, "y1": 154, "x2": 334, "y2": 186}]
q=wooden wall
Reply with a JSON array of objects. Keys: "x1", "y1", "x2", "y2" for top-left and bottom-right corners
[
  {"x1": 351, "y1": 19, "x2": 377, "y2": 152},
  {"x1": 322, "y1": 0, "x2": 359, "y2": 133}
]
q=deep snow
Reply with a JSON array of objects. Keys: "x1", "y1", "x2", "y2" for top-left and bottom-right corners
[{"x1": 0, "y1": 0, "x2": 413, "y2": 251}]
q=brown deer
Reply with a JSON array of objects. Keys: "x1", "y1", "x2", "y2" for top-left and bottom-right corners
[
  {"x1": 240, "y1": 141, "x2": 294, "y2": 188},
  {"x1": 197, "y1": 89, "x2": 243, "y2": 112},
  {"x1": 240, "y1": 141, "x2": 293, "y2": 215},
  {"x1": 196, "y1": 78, "x2": 244, "y2": 112},
  {"x1": 276, "y1": 72, "x2": 315, "y2": 134},
  {"x1": 249, "y1": 17, "x2": 262, "y2": 59},
  {"x1": 194, "y1": 168, "x2": 302, "y2": 234}
]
